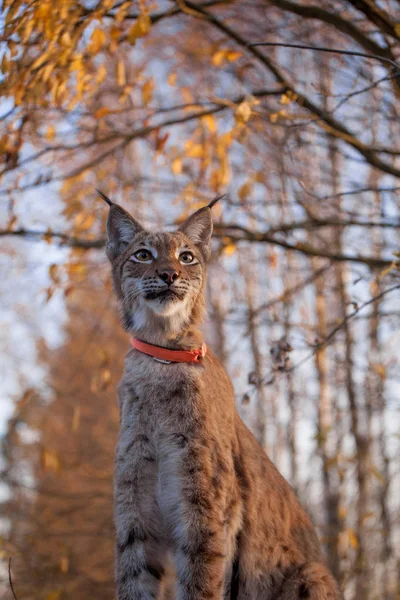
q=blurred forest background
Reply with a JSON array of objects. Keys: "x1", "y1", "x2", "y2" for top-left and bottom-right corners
[{"x1": 1, "y1": 0, "x2": 400, "y2": 599}]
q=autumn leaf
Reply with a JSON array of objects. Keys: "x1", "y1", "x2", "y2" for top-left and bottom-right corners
[
  {"x1": 88, "y1": 27, "x2": 107, "y2": 54},
  {"x1": 41, "y1": 449, "x2": 60, "y2": 472},
  {"x1": 235, "y1": 100, "x2": 252, "y2": 124},
  {"x1": 128, "y1": 12, "x2": 151, "y2": 45},
  {"x1": 74, "y1": 213, "x2": 95, "y2": 231},
  {"x1": 168, "y1": 72, "x2": 177, "y2": 86},
  {"x1": 172, "y1": 157, "x2": 183, "y2": 175},
  {"x1": 117, "y1": 60, "x2": 126, "y2": 86},
  {"x1": 68, "y1": 262, "x2": 86, "y2": 274},
  {"x1": 223, "y1": 243, "x2": 236, "y2": 256},
  {"x1": 142, "y1": 79, "x2": 154, "y2": 105},
  {"x1": 1, "y1": 53, "x2": 9, "y2": 74},
  {"x1": 212, "y1": 49, "x2": 241, "y2": 67},
  {"x1": 202, "y1": 114, "x2": 217, "y2": 133},
  {"x1": 49, "y1": 264, "x2": 60, "y2": 284},
  {"x1": 94, "y1": 107, "x2": 111, "y2": 119},
  {"x1": 347, "y1": 528, "x2": 359, "y2": 549},
  {"x1": 46, "y1": 124, "x2": 55, "y2": 141},
  {"x1": 238, "y1": 180, "x2": 253, "y2": 201},
  {"x1": 185, "y1": 143, "x2": 204, "y2": 159}
]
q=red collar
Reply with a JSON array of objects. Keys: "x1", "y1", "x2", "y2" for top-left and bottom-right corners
[{"x1": 131, "y1": 337, "x2": 207, "y2": 364}]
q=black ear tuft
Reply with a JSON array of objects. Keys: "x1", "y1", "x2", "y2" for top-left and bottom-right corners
[
  {"x1": 96, "y1": 189, "x2": 114, "y2": 206},
  {"x1": 178, "y1": 206, "x2": 213, "y2": 261},
  {"x1": 207, "y1": 194, "x2": 225, "y2": 209},
  {"x1": 105, "y1": 203, "x2": 145, "y2": 261}
]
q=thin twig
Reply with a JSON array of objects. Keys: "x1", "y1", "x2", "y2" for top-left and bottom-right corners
[
  {"x1": 248, "y1": 41, "x2": 400, "y2": 71},
  {"x1": 8, "y1": 558, "x2": 19, "y2": 600},
  {"x1": 287, "y1": 283, "x2": 400, "y2": 374},
  {"x1": 314, "y1": 283, "x2": 400, "y2": 349}
]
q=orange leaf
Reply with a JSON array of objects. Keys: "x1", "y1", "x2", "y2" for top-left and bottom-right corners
[{"x1": 94, "y1": 107, "x2": 111, "y2": 119}]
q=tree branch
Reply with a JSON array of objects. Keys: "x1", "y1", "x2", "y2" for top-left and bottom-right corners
[
  {"x1": 183, "y1": 1, "x2": 400, "y2": 179},
  {"x1": 1, "y1": 225, "x2": 397, "y2": 268},
  {"x1": 265, "y1": 0, "x2": 398, "y2": 65},
  {"x1": 214, "y1": 224, "x2": 397, "y2": 267},
  {"x1": 0, "y1": 88, "x2": 283, "y2": 194}
]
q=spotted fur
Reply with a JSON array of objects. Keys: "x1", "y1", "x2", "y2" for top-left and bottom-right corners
[{"x1": 104, "y1": 200, "x2": 343, "y2": 600}]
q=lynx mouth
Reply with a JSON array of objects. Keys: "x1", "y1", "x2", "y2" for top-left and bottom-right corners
[{"x1": 144, "y1": 288, "x2": 184, "y2": 302}]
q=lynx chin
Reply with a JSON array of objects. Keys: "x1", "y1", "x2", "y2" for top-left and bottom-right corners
[{"x1": 101, "y1": 191, "x2": 343, "y2": 600}]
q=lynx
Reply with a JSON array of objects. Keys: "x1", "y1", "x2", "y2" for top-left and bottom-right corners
[{"x1": 101, "y1": 191, "x2": 342, "y2": 600}]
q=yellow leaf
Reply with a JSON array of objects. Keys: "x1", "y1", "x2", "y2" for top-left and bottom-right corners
[
  {"x1": 7, "y1": 214, "x2": 17, "y2": 230},
  {"x1": 1, "y1": 53, "x2": 9, "y2": 74},
  {"x1": 238, "y1": 180, "x2": 253, "y2": 201},
  {"x1": 127, "y1": 12, "x2": 151, "y2": 45},
  {"x1": 235, "y1": 100, "x2": 252, "y2": 124},
  {"x1": 186, "y1": 144, "x2": 203, "y2": 158},
  {"x1": 41, "y1": 449, "x2": 60, "y2": 472},
  {"x1": 202, "y1": 114, "x2": 217, "y2": 133},
  {"x1": 31, "y1": 50, "x2": 50, "y2": 71},
  {"x1": 117, "y1": 60, "x2": 126, "y2": 86},
  {"x1": 96, "y1": 64, "x2": 107, "y2": 84},
  {"x1": 94, "y1": 107, "x2": 111, "y2": 119},
  {"x1": 172, "y1": 158, "x2": 182, "y2": 175},
  {"x1": 369, "y1": 465, "x2": 385, "y2": 484},
  {"x1": 223, "y1": 243, "x2": 236, "y2": 256},
  {"x1": 372, "y1": 363, "x2": 386, "y2": 379},
  {"x1": 168, "y1": 72, "x2": 177, "y2": 86},
  {"x1": 226, "y1": 50, "x2": 242, "y2": 62},
  {"x1": 347, "y1": 529, "x2": 359, "y2": 550},
  {"x1": 394, "y1": 23, "x2": 400, "y2": 36},
  {"x1": 88, "y1": 27, "x2": 107, "y2": 54},
  {"x1": 280, "y1": 93, "x2": 291, "y2": 105},
  {"x1": 49, "y1": 264, "x2": 60, "y2": 284},
  {"x1": 212, "y1": 49, "x2": 241, "y2": 66},
  {"x1": 42, "y1": 63, "x2": 54, "y2": 82},
  {"x1": 212, "y1": 50, "x2": 225, "y2": 67},
  {"x1": 60, "y1": 31, "x2": 72, "y2": 47},
  {"x1": 67, "y1": 263, "x2": 87, "y2": 276},
  {"x1": 141, "y1": 79, "x2": 154, "y2": 105},
  {"x1": 46, "y1": 125, "x2": 55, "y2": 141},
  {"x1": 74, "y1": 213, "x2": 95, "y2": 231}
]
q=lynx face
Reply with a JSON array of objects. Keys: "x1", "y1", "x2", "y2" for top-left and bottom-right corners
[
  {"x1": 120, "y1": 231, "x2": 205, "y2": 329},
  {"x1": 105, "y1": 201, "x2": 213, "y2": 335}
]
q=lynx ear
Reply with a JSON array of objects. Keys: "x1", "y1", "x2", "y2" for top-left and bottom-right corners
[
  {"x1": 178, "y1": 206, "x2": 213, "y2": 260},
  {"x1": 101, "y1": 193, "x2": 144, "y2": 261}
]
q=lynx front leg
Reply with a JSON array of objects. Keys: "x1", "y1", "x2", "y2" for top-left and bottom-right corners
[
  {"x1": 170, "y1": 444, "x2": 227, "y2": 600},
  {"x1": 115, "y1": 435, "x2": 165, "y2": 600},
  {"x1": 174, "y1": 517, "x2": 226, "y2": 600}
]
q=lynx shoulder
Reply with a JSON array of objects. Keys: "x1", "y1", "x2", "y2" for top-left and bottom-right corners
[{"x1": 101, "y1": 192, "x2": 343, "y2": 600}]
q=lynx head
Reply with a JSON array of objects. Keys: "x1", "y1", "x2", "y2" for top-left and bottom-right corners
[{"x1": 101, "y1": 192, "x2": 221, "y2": 342}]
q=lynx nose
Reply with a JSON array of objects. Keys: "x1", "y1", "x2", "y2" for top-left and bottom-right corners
[{"x1": 158, "y1": 269, "x2": 180, "y2": 285}]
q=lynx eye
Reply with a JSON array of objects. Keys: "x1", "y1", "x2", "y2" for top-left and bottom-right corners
[
  {"x1": 179, "y1": 251, "x2": 196, "y2": 265},
  {"x1": 133, "y1": 249, "x2": 153, "y2": 263}
]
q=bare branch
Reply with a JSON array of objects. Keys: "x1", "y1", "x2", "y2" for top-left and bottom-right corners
[
  {"x1": 1, "y1": 225, "x2": 397, "y2": 269},
  {"x1": 249, "y1": 41, "x2": 400, "y2": 71},
  {"x1": 264, "y1": 0, "x2": 398, "y2": 66},
  {"x1": 183, "y1": 1, "x2": 400, "y2": 179},
  {"x1": 214, "y1": 223, "x2": 397, "y2": 268},
  {"x1": 8, "y1": 558, "x2": 19, "y2": 600}
]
